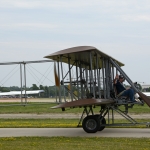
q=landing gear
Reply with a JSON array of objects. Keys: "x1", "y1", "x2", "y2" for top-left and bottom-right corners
[
  {"x1": 94, "y1": 115, "x2": 106, "y2": 131},
  {"x1": 82, "y1": 115, "x2": 106, "y2": 133},
  {"x1": 82, "y1": 115, "x2": 100, "y2": 133}
]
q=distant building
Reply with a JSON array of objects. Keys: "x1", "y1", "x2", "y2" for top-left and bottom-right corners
[{"x1": 141, "y1": 85, "x2": 150, "y2": 89}]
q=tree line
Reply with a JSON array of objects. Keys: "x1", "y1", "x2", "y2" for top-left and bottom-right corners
[{"x1": 0, "y1": 83, "x2": 149, "y2": 98}]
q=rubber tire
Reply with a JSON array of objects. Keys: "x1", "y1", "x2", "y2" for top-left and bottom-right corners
[
  {"x1": 82, "y1": 115, "x2": 100, "y2": 133},
  {"x1": 94, "y1": 115, "x2": 106, "y2": 131}
]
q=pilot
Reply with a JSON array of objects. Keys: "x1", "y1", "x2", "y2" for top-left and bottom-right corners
[{"x1": 114, "y1": 74, "x2": 136, "y2": 103}]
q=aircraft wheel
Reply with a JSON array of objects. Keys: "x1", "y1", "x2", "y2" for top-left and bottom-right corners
[
  {"x1": 82, "y1": 115, "x2": 100, "y2": 133},
  {"x1": 94, "y1": 115, "x2": 106, "y2": 131}
]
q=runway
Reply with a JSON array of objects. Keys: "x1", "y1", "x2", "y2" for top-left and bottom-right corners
[
  {"x1": 0, "y1": 128, "x2": 150, "y2": 138},
  {"x1": 0, "y1": 113, "x2": 150, "y2": 119}
]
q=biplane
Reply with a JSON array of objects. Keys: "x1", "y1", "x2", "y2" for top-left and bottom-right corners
[{"x1": 44, "y1": 46, "x2": 150, "y2": 133}]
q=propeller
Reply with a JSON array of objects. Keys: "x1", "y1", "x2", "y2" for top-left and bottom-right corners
[{"x1": 54, "y1": 62, "x2": 60, "y2": 87}]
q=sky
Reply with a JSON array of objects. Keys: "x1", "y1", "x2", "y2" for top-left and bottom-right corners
[{"x1": 0, "y1": 0, "x2": 150, "y2": 87}]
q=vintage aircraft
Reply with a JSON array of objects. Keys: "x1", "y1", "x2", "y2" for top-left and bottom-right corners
[{"x1": 45, "y1": 46, "x2": 150, "y2": 133}]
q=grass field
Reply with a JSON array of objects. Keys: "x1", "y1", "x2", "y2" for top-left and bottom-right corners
[
  {"x1": 0, "y1": 101, "x2": 149, "y2": 150},
  {"x1": 0, "y1": 118, "x2": 149, "y2": 128},
  {"x1": 0, "y1": 137, "x2": 150, "y2": 150},
  {"x1": 0, "y1": 101, "x2": 149, "y2": 128},
  {"x1": 0, "y1": 102, "x2": 150, "y2": 114}
]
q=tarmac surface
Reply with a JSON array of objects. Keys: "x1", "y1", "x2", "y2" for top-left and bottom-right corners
[
  {"x1": 0, "y1": 113, "x2": 150, "y2": 119},
  {"x1": 0, "y1": 128, "x2": 150, "y2": 138}
]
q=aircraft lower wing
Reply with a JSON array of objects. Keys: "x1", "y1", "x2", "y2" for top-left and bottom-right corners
[
  {"x1": 0, "y1": 90, "x2": 44, "y2": 96},
  {"x1": 143, "y1": 92, "x2": 150, "y2": 97},
  {"x1": 51, "y1": 98, "x2": 115, "y2": 109}
]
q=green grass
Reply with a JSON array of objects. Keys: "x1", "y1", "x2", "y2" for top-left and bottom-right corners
[
  {"x1": 0, "y1": 102, "x2": 150, "y2": 114},
  {"x1": 0, "y1": 103, "x2": 57, "y2": 114},
  {"x1": 0, "y1": 118, "x2": 149, "y2": 128},
  {"x1": 0, "y1": 137, "x2": 150, "y2": 150},
  {"x1": 0, "y1": 118, "x2": 78, "y2": 128}
]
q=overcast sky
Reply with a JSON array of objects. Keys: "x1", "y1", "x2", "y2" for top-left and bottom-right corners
[{"x1": 0, "y1": 0, "x2": 150, "y2": 86}]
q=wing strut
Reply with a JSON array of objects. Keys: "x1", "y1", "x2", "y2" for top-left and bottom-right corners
[
  {"x1": 54, "y1": 62, "x2": 60, "y2": 88},
  {"x1": 110, "y1": 58, "x2": 150, "y2": 107}
]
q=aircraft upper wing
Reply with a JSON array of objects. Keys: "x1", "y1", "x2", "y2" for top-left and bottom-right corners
[
  {"x1": 0, "y1": 90, "x2": 44, "y2": 96},
  {"x1": 44, "y1": 46, "x2": 125, "y2": 68}
]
